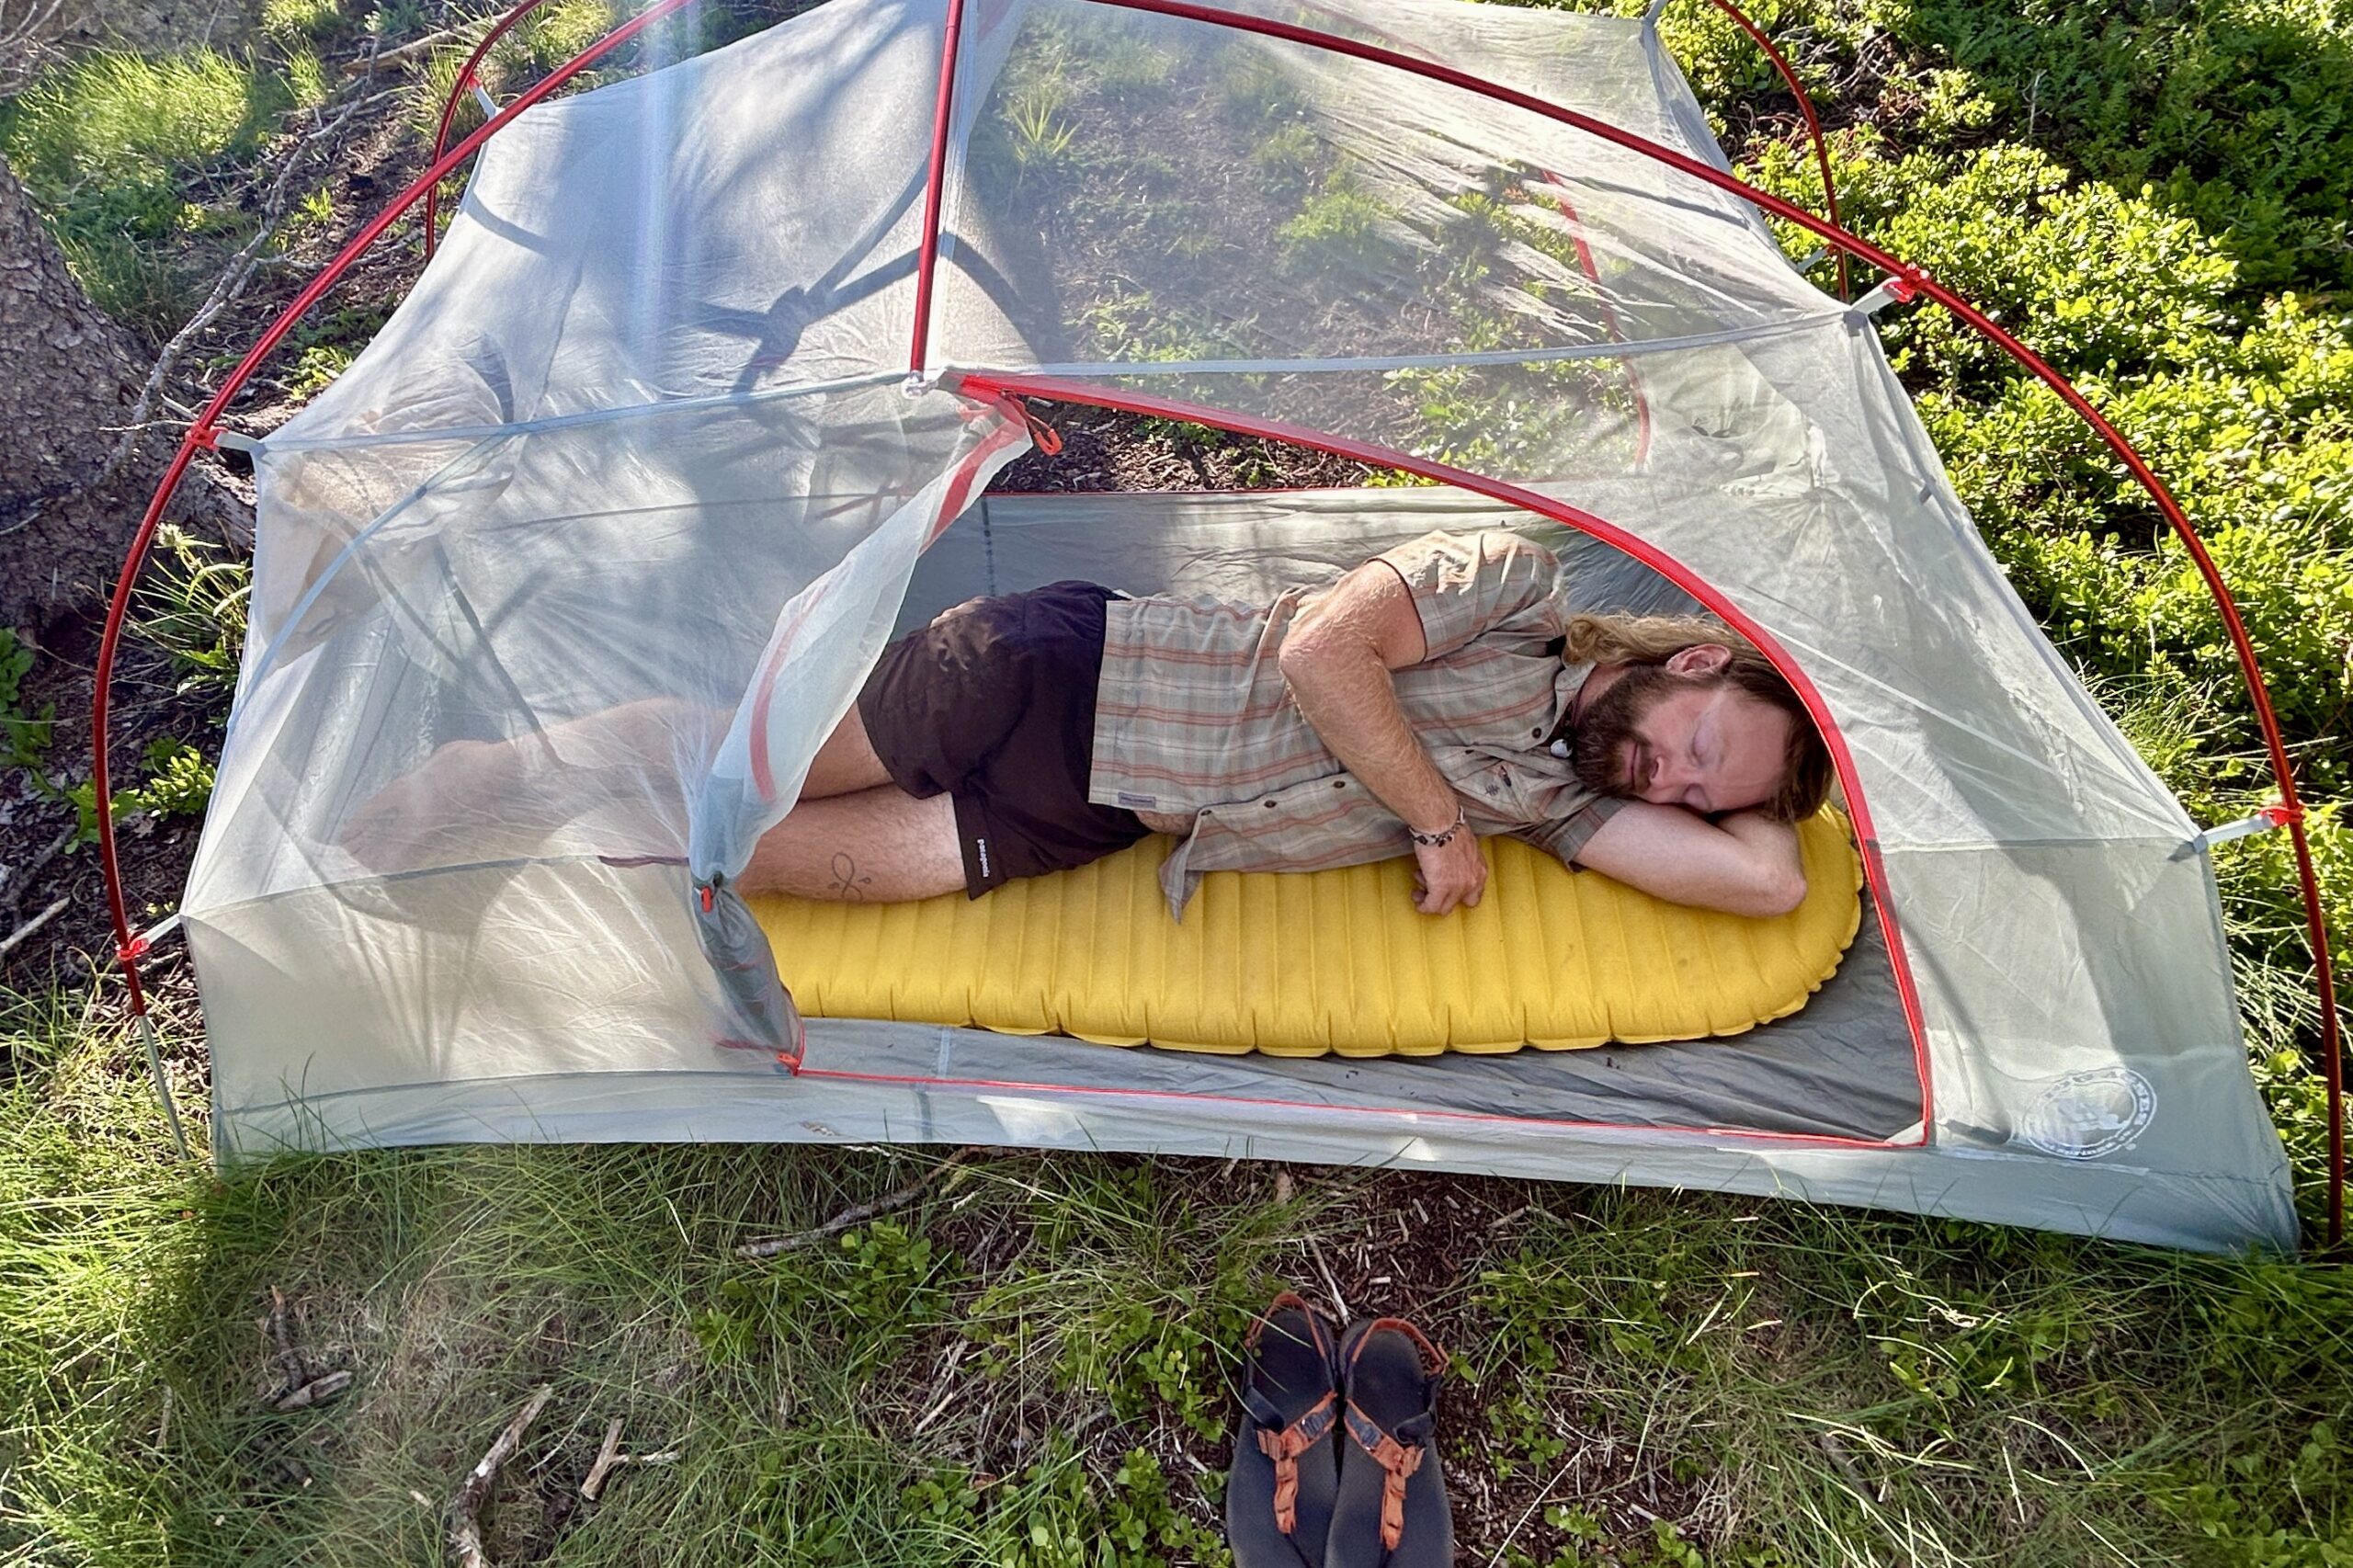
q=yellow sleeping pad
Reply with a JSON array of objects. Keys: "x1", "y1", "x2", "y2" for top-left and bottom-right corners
[{"x1": 751, "y1": 808, "x2": 1863, "y2": 1058}]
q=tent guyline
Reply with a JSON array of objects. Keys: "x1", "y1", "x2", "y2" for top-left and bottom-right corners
[{"x1": 92, "y1": 0, "x2": 2341, "y2": 1245}]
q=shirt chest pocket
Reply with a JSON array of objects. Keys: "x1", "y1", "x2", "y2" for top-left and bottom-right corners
[{"x1": 1456, "y1": 756, "x2": 1572, "y2": 824}]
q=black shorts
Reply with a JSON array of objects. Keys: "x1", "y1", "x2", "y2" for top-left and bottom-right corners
[{"x1": 856, "y1": 581, "x2": 1150, "y2": 897}]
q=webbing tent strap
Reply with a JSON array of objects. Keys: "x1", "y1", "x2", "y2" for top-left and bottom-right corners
[
  {"x1": 2200, "y1": 803, "x2": 2307, "y2": 852},
  {"x1": 1849, "y1": 276, "x2": 1917, "y2": 316}
]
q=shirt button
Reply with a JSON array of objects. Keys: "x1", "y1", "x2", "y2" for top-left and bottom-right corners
[
  {"x1": 1332, "y1": 780, "x2": 1346, "y2": 790},
  {"x1": 1264, "y1": 799, "x2": 1278, "y2": 809},
  {"x1": 1531, "y1": 727, "x2": 1542, "y2": 738}
]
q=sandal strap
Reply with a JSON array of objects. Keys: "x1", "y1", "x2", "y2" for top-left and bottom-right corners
[
  {"x1": 1251, "y1": 1392, "x2": 1337, "y2": 1534},
  {"x1": 1344, "y1": 1402, "x2": 1428, "y2": 1552}
]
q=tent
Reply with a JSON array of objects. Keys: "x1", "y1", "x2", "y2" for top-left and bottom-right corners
[{"x1": 99, "y1": 0, "x2": 2341, "y2": 1254}]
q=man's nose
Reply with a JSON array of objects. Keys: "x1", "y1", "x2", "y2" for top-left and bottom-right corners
[{"x1": 1647, "y1": 754, "x2": 1699, "y2": 803}]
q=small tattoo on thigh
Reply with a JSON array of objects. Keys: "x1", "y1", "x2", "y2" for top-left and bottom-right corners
[{"x1": 829, "y1": 852, "x2": 873, "y2": 902}]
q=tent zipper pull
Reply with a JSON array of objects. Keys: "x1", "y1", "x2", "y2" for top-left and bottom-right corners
[{"x1": 1003, "y1": 396, "x2": 1063, "y2": 456}]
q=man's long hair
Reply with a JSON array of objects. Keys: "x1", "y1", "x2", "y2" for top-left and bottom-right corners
[{"x1": 1564, "y1": 612, "x2": 1835, "y2": 822}]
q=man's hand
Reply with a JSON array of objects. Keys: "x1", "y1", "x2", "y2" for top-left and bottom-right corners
[{"x1": 1411, "y1": 826, "x2": 1487, "y2": 915}]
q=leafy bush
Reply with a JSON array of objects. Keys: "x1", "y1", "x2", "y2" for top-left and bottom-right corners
[
  {"x1": 67, "y1": 739, "x2": 217, "y2": 849},
  {"x1": 1891, "y1": 0, "x2": 2353, "y2": 294}
]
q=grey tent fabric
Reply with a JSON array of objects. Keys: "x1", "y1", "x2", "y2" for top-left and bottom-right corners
[{"x1": 183, "y1": 0, "x2": 2296, "y2": 1253}]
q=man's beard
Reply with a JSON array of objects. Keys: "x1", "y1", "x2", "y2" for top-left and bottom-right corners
[{"x1": 1571, "y1": 663, "x2": 1681, "y2": 799}]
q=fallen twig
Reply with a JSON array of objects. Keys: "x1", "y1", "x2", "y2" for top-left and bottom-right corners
[
  {"x1": 276, "y1": 1369, "x2": 352, "y2": 1411},
  {"x1": 448, "y1": 1383, "x2": 553, "y2": 1568},
  {"x1": 579, "y1": 1419, "x2": 679, "y2": 1502},
  {"x1": 0, "y1": 894, "x2": 69, "y2": 961},
  {"x1": 579, "y1": 1418, "x2": 625, "y2": 1501},
  {"x1": 0, "y1": 822, "x2": 79, "y2": 917},
  {"x1": 343, "y1": 26, "x2": 468, "y2": 74},
  {"x1": 1305, "y1": 1231, "x2": 1350, "y2": 1324},
  {"x1": 0, "y1": 0, "x2": 67, "y2": 97},
  {"x1": 734, "y1": 1148, "x2": 978, "y2": 1259},
  {"x1": 262, "y1": 1285, "x2": 305, "y2": 1387}
]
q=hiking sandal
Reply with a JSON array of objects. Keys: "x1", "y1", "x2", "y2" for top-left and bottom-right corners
[
  {"x1": 1327, "y1": 1318, "x2": 1451, "y2": 1568},
  {"x1": 1228, "y1": 1291, "x2": 1344, "y2": 1568}
]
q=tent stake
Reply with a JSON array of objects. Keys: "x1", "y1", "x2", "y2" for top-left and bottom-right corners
[{"x1": 135, "y1": 1009, "x2": 191, "y2": 1161}]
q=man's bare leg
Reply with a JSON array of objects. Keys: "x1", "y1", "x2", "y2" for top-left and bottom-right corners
[
  {"x1": 739, "y1": 785, "x2": 965, "y2": 902},
  {"x1": 801, "y1": 705, "x2": 893, "y2": 799}
]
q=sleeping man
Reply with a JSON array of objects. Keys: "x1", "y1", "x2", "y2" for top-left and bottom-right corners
[{"x1": 743, "y1": 529, "x2": 1834, "y2": 921}]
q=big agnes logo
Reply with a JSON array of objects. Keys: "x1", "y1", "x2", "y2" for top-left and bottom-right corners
[{"x1": 2011, "y1": 1068, "x2": 2157, "y2": 1160}]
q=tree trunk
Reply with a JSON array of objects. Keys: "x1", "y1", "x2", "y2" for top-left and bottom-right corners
[{"x1": 0, "y1": 155, "x2": 247, "y2": 633}]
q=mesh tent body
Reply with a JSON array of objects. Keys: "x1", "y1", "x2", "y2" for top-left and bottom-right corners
[{"x1": 172, "y1": 0, "x2": 2299, "y2": 1252}]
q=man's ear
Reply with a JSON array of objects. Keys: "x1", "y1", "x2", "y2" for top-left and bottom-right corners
[{"x1": 1664, "y1": 642, "x2": 1733, "y2": 676}]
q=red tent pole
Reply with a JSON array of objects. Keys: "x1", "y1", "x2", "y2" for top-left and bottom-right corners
[
  {"x1": 1063, "y1": 0, "x2": 2343, "y2": 1243},
  {"x1": 423, "y1": 0, "x2": 563, "y2": 261},
  {"x1": 89, "y1": 0, "x2": 701, "y2": 1139},
  {"x1": 908, "y1": 0, "x2": 972, "y2": 375},
  {"x1": 1689, "y1": 0, "x2": 1849, "y2": 301}
]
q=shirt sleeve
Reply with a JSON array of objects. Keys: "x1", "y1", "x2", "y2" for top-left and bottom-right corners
[
  {"x1": 1371, "y1": 529, "x2": 1563, "y2": 662},
  {"x1": 1508, "y1": 795, "x2": 1630, "y2": 868}
]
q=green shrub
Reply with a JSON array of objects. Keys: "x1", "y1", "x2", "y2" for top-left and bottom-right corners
[
  {"x1": 1752, "y1": 137, "x2": 2241, "y2": 390},
  {"x1": 66, "y1": 740, "x2": 216, "y2": 849},
  {"x1": 134, "y1": 524, "x2": 250, "y2": 703},
  {"x1": 1890, "y1": 0, "x2": 2353, "y2": 293},
  {"x1": 1276, "y1": 174, "x2": 1395, "y2": 273}
]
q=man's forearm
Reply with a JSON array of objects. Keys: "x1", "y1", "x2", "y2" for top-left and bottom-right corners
[
  {"x1": 1572, "y1": 803, "x2": 1807, "y2": 916},
  {"x1": 1277, "y1": 642, "x2": 1460, "y2": 834}
]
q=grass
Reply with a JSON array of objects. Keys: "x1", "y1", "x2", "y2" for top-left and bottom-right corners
[
  {"x1": 4, "y1": 1003, "x2": 2350, "y2": 1566},
  {"x1": 0, "y1": 49, "x2": 291, "y2": 334}
]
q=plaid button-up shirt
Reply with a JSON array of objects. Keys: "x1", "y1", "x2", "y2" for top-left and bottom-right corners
[{"x1": 1088, "y1": 529, "x2": 1628, "y2": 917}]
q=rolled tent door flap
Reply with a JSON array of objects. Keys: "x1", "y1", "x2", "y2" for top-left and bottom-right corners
[{"x1": 689, "y1": 393, "x2": 1031, "y2": 1064}]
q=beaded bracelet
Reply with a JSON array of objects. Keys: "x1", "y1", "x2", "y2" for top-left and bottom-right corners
[{"x1": 1408, "y1": 805, "x2": 1468, "y2": 849}]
